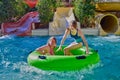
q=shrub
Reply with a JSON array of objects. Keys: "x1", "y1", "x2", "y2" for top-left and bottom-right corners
[
  {"x1": 74, "y1": 0, "x2": 95, "y2": 28},
  {"x1": 0, "y1": 0, "x2": 28, "y2": 23}
]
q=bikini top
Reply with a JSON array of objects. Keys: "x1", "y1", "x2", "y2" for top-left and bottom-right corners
[
  {"x1": 48, "y1": 44, "x2": 54, "y2": 55},
  {"x1": 49, "y1": 47, "x2": 54, "y2": 55}
]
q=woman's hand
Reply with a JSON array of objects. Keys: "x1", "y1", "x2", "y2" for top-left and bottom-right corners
[
  {"x1": 86, "y1": 50, "x2": 89, "y2": 54},
  {"x1": 56, "y1": 46, "x2": 62, "y2": 52},
  {"x1": 86, "y1": 49, "x2": 89, "y2": 55}
]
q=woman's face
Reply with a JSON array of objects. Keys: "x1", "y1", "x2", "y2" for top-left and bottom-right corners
[
  {"x1": 70, "y1": 22, "x2": 77, "y2": 29},
  {"x1": 71, "y1": 25, "x2": 76, "y2": 31}
]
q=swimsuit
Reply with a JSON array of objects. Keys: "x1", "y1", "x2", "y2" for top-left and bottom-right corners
[
  {"x1": 48, "y1": 44, "x2": 54, "y2": 55},
  {"x1": 49, "y1": 47, "x2": 54, "y2": 55},
  {"x1": 70, "y1": 29, "x2": 83, "y2": 43}
]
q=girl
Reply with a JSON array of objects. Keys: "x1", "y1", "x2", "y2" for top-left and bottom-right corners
[
  {"x1": 36, "y1": 37, "x2": 57, "y2": 55},
  {"x1": 57, "y1": 20, "x2": 89, "y2": 55}
]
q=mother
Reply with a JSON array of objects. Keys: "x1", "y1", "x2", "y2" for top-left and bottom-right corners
[{"x1": 57, "y1": 20, "x2": 89, "y2": 55}]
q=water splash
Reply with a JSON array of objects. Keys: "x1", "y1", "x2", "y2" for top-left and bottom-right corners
[{"x1": 0, "y1": 36, "x2": 120, "y2": 80}]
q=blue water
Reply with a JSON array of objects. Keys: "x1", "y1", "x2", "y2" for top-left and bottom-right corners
[{"x1": 0, "y1": 35, "x2": 120, "y2": 80}]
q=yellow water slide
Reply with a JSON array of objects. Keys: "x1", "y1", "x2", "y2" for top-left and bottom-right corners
[
  {"x1": 49, "y1": 7, "x2": 76, "y2": 35},
  {"x1": 96, "y1": 2, "x2": 120, "y2": 36}
]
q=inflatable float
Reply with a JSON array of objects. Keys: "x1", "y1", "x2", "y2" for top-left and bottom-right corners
[{"x1": 27, "y1": 46, "x2": 100, "y2": 71}]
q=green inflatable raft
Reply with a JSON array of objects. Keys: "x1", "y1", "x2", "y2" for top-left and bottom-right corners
[{"x1": 27, "y1": 46, "x2": 100, "y2": 71}]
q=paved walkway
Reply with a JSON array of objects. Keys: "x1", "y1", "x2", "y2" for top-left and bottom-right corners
[{"x1": 0, "y1": 28, "x2": 99, "y2": 36}]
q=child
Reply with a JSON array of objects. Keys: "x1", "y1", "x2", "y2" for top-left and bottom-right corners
[{"x1": 36, "y1": 37, "x2": 57, "y2": 55}]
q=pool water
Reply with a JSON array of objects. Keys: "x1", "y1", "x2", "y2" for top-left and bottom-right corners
[{"x1": 0, "y1": 35, "x2": 120, "y2": 80}]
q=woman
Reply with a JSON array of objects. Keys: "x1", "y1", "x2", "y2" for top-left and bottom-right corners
[
  {"x1": 36, "y1": 37, "x2": 57, "y2": 55},
  {"x1": 57, "y1": 20, "x2": 89, "y2": 55}
]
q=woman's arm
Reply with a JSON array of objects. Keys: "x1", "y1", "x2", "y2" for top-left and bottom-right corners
[
  {"x1": 58, "y1": 28, "x2": 70, "y2": 50},
  {"x1": 78, "y1": 29, "x2": 89, "y2": 54}
]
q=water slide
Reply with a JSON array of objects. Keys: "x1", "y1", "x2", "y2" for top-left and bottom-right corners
[
  {"x1": 95, "y1": 2, "x2": 120, "y2": 35},
  {"x1": 1, "y1": 11, "x2": 39, "y2": 36},
  {"x1": 49, "y1": 5, "x2": 120, "y2": 36},
  {"x1": 96, "y1": 2, "x2": 120, "y2": 12},
  {"x1": 49, "y1": 7, "x2": 78, "y2": 35}
]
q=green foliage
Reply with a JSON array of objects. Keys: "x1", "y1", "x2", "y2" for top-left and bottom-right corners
[
  {"x1": 74, "y1": 0, "x2": 95, "y2": 28},
  {"x1": 0, "y1": 0, "x2": 28, "y2": 23},
  {"x1": 37, "y1": 0, "x2": 59, "y2": 23}
]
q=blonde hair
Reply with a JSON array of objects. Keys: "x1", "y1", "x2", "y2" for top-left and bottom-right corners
[{"x1": 47, "y1": 37, "x2": 56, "y2": 45}]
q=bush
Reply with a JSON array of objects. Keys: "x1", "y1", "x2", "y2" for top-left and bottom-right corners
[
  {"x1": 0, "y1": 0, "x2": 28, "y2": 23},
  {"x1": 74, "y1": 0, "x2": 95, "y2": 28}
]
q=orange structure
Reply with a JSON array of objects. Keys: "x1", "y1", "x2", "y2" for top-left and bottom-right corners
[{"x1": 24, "y1": 0, "x2": 38, "y2": 8}]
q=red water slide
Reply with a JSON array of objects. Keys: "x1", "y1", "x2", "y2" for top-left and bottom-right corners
[{"x1": 1, "y1": 11, "x2": 39, "y2": 36}]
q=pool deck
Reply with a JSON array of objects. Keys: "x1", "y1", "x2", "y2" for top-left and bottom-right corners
[{"x1": 0, "y1": 28, "x2": 99, "y2": 36}]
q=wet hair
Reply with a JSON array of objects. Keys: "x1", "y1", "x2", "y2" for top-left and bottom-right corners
[
  {"x1": 47, "y1": 37, "x2": 57, "y2": 45},
  {"x1": 71, "y1": 20, "x2": 77, "y2": 28}
]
